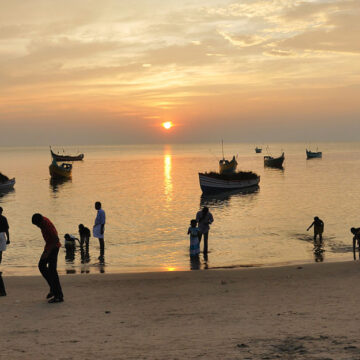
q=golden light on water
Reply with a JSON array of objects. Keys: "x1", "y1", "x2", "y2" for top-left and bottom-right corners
[
  {"x1": 164, "y1": 147, "x2": 173, "y2": 202},
  {"x1": 162, "y1": 121, "x2": 173, "y2": 130},
  {"x1": 166, "y1": 267, "x2": 176, "y2": 272}
]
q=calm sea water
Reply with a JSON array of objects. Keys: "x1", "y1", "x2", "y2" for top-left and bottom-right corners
[{"x1": 0, "y1": 143, "x2": 359, "y2": 275}]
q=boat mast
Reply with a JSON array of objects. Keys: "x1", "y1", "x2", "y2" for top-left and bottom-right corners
[{"x1": 221, "y1": 139, "x2": 224, "y2": 160}]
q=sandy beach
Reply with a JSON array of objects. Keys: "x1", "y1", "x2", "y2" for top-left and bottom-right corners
[{"x1": 1, "y1": 261, "x2": 360, "y2": 359}]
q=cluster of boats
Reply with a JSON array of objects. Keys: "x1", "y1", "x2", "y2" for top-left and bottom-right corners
[
  {"x1": 49, "y1": 147, "x2": 84, "y2": 179},
  {"x1": 199, "y1": 145, "x2": 323, "y2": 194}
]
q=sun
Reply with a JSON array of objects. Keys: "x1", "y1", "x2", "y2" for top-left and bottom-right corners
[{"x1": 162, "y1": 121, "x2": 173, "y2": 130}]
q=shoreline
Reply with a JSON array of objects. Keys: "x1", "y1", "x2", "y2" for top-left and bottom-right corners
[
  {"x1": 0, "y1": 254, "x2": 353, "y2": 277},
  {"x1": 2, "y1": 260, "x2": 360, "y2": 359}
]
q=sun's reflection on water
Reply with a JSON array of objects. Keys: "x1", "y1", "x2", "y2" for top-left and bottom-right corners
[{"x1": 164, "y1": 146, "x2": 173, "y2": 202}]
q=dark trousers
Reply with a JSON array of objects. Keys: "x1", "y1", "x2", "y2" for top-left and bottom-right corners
[
  {"x1": 0, "y1": 273, "x2": 6, "y2": 296},
  {"x1": 98, "y1": 238, "x2": 104, "y2": 257},
  {"x1": 38, "y1": 247, "x2": 63, "y2": 299},
  {"x1": 198, "y1": 232, "x2": 209, "y2": 254}
]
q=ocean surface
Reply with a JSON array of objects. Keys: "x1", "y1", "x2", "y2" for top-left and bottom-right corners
[{"x1": 0, "y1": 143, "x2": 359, "y2": 275}]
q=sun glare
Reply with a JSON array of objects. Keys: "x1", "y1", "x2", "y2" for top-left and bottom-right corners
[{"x1": 162, "y1": 121, "x2": 173, "y2": 130}]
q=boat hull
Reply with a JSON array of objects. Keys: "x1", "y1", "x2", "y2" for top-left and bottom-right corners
[
  {"x1": 49, "y1": 163, "x2": 72, "y2": 179},
  {"x1": 306, "y1": 150, "x2": 322, "y2": 159},
  {"x1": 255, "y1": 148, "x2": 262, "y2": 153},
  {"x1": 264, "y1": 153, "x2": 285, "y2": 168},
  {"x1": 0, "y1": 178, "x2": 15, "y2": 192},
  {"x1": 199, "y1": 173, "x2": 260, "y2": 194},
  {"x1": 51, "y1": 150, "x2": 84, "y2": 161}
]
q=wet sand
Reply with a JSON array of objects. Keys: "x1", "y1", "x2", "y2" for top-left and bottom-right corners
[{"x1": 1, "y1": 261, "x2": 360, "y2": 359}]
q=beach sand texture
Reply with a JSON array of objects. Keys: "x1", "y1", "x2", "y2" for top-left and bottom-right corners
[{"x1": 2, "y1": 262, "x2": 360, "y2": 359}]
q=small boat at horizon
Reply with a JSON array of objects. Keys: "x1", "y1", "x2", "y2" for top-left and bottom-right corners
[
  {"x1": 306, "y1": 149, "x2": 322, "y2": 159},
  {"x1": 199, "y1": 171, "x2": 260, "y2": 194},
  {"x1": 50, "y1": 147, "x2": 84, "y2": 161},
  {"x1": 255, "y1": 147, "x2": 262, "y2": 153},
  {"x1": 49, "y1": 159, "x2": 72, "y2": 179},
  {"x1": 264, "y1": 152, "x2": 285, "y2": 168}
]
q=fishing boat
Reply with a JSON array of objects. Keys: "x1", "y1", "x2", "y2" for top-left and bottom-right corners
[
  {"x1": 0, "y1": 178, "x2": 15, "y2": 192},
  {"x1": 218, "y1": 140, "x2": 237, "y2": 174},
  {"x1": 219, "y1": 156, "x2": 237, "y2": 174},
  {"x1": 199, "y1": 171, "x2": 260, "y2": 194},
  {"x1": 50, "y1": 147, "x2": 84, "y2": 161},
  {"x1": 306, "y1": 149, "x2": 322, "y2": 159},
  {"x1": 255, "y1": 147, "x2": 262, "y2": 153},
  {"x1": 264, "y1": 152, "x2": 285, "y2": 168},
  {"x1": 49, "y1": 159, "x2": 72, "y2": 179}
]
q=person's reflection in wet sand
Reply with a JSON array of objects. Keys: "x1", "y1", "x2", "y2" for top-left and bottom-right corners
[
  {"x1": 65, "y1": 245, "x2": 75, "y2": 263},
  {"x1": 313, "y1": 238, "x2": 325, "y2": 262},
  {"x1": 203, "y1": 253, "x2": 209, "y2": 269},
  {"x1": 98, "y1": 263, "x2": 105, "y2": 273},
  {"x1": 80, "y1": 246, "x2": 90, "y2": 273},
  {"x1": 190, "y1": 255, "x2": 200, "y2": 270}
]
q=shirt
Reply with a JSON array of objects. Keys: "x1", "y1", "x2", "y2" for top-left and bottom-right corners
[
  {"x1": 196, "y1": 210, "x2": 214, "y2": 233},
  {"x1": 0, "y1": 215, "x2": 9, "y2": 233},
  {"x1": 94, "y1": 209, "x2": 106, "y2": 226},
  {"x1": 79, "y1": 227, "x2": 91, "y2": 238},
  {"x1": 40, "y1": 217, "x2": 61, "y2": 252}
]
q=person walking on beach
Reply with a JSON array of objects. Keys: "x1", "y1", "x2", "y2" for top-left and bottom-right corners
[
  {"x1": 93, "y1": 202, "x2": 106, "y2": 261},
  {"x1": 307, "y1": 216, "x2": 324, "y2": 241},
  {"x1": 32, "y1": 213, "x2": 64, "y2": 303},
  {"x1": 196, "y1": 206, "x2": 214, "y2": 255},
  {"x1": 188, "y1": 219, "x2": 200, "y2": 257},
  {"x1": 0, "y1": 207, "x2": 10, "y2": 264},
  {"x1": 351, "y1": 227, "x2": 360, "y2": 260}
]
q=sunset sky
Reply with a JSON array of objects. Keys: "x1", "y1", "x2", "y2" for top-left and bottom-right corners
[{"x1": 1, "y1": 0, "x2": 360, "y2": 145}]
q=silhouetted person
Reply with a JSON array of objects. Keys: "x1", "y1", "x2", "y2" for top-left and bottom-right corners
[
  {"x1": 196, "y1": 206, "x2": 214, "y2": 255},
  {"x1": 79, "y1": 224, "x2": 90, "y2": 259},
  {"x1": 32, "y1": 213, "x2": 64, "y2": 303},
  {"x1": 307, "y1": 216, "x2": 324, "y2": 241},
  {"x1": 0, "y1": 207, "x2": 10, "y2": 264},
  {"x1": 64, "y1": 233, "x2": 78, "y2": 262},
  {"x1": 351, "y1": 227, "x2": 360, "y2": 260},
  {"x1": 93, "y1": 202, "x2": 106, "y2": 261}
]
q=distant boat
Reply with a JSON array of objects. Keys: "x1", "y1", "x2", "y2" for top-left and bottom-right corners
[
  {"x1": 50, "y1": 147, "x2": 84, "y2": 161},
  {"x1": 49, "y1": 159, "x2": 72, "y2": 179},
  {"x1": 264, "y1": 152, "x2": 285, "y2": 168},
  {"x1": 219, "y1": 156, "x2": 237, "y2": 174},
  {"x1": 255, "y1": 147, "x2": 262, "y2": 153},
  {"x1": 0, "y1": 178, "x2": 15, "y2": 192},
  {"x1": 306, "y1": 149, "x2": 322, "y2": 159},
  {"x1": 199, "y1": 172, "x2": 260, "y2": 194}
]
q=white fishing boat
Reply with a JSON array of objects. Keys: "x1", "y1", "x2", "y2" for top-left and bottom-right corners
[
  {"x1": 0, "y1": 178, "x2": 15, "y2": 192},
  {"x1": 199, "y1": 172, "x2": 260, "y2": 194}
]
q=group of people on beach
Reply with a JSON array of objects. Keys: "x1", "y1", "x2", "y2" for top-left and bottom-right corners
[
  {"x1": 0, "y1": 202, "x2": 106, "y2": 301},
  {"x1": 2, "y1": 199, "x2": 360, "y2": 301}
]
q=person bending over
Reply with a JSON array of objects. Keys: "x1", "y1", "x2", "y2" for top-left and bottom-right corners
[{"x1": 32, "y1": 213, "x2": 64, "y2": 303}]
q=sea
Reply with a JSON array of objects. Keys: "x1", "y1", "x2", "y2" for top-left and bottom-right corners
[{"x1": 0, "y1": 142, "x2": 359, "y2": 275}]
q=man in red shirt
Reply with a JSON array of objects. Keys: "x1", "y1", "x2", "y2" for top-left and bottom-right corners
[{"x1": 32, "y1": 213, "x2": 64, "y2": 303}]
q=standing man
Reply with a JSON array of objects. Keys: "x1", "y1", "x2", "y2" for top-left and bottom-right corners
[
  {"x1": 93, "y1": 202, "x2": 106, "y2": 261},
  {"x1": 196, "y1": 206, "x2": 214, "y2": 256},
  {"x1": 0, "y1": 207, "x2": 10, "y2": 264},
  {"x1": 32, "y1": 213, "x2": 64, "y2": 303}
]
